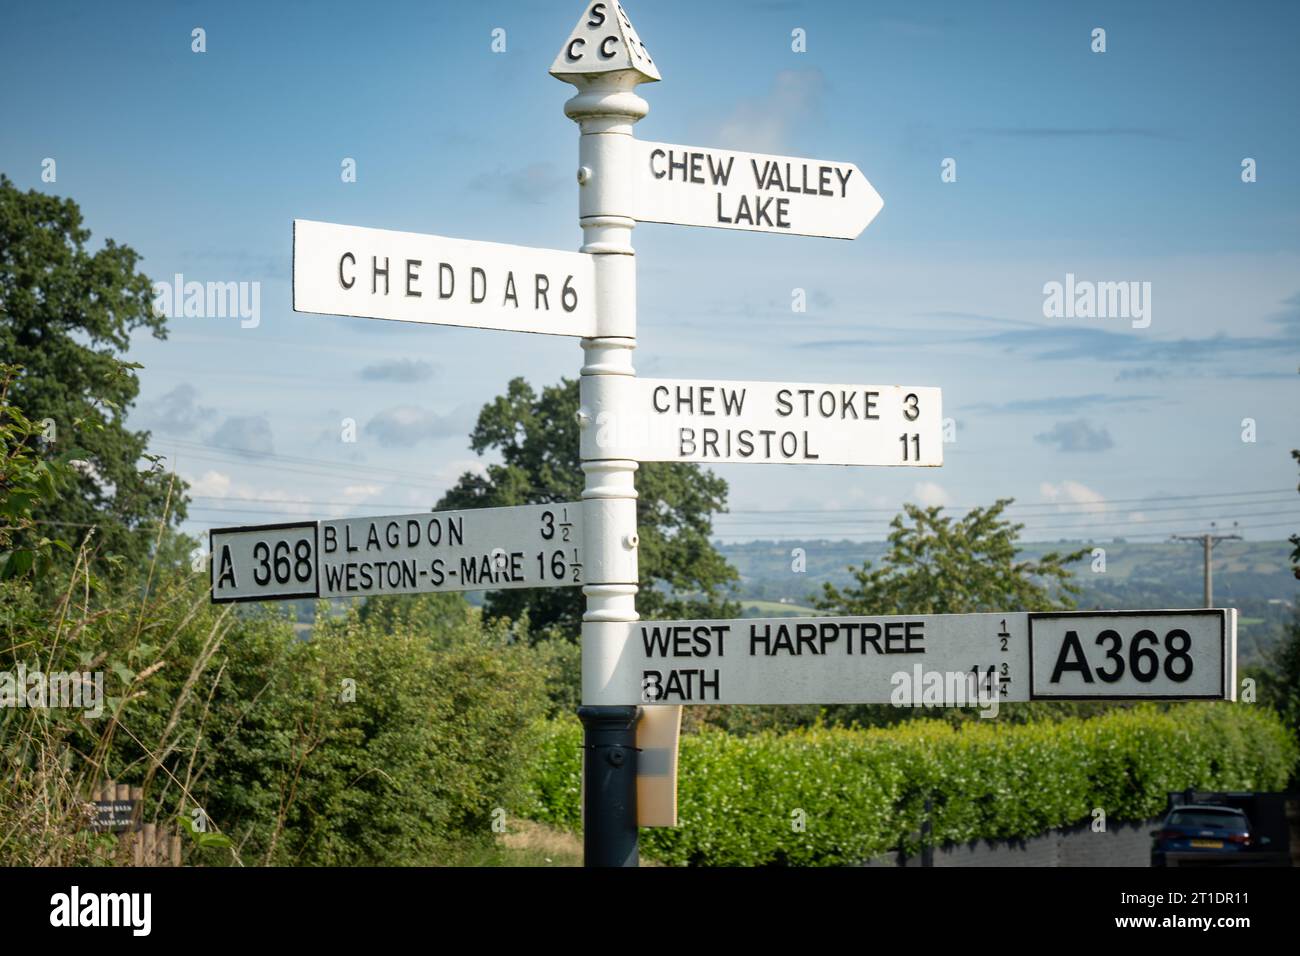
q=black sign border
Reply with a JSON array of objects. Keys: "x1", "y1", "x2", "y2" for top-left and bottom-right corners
[
  {"x1": 209, "y1": 521, "x2": 320, "y2": 605},
  {"x1": 1027, "y1": 609, "x2": 1228, "y2": 700}
]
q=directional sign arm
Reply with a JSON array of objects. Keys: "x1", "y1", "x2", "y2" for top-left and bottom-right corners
[
  {"x1": 629, "y1": 140, "x2": 884, "y2": 239},
  {"x1": 585, "y1": 610, "x2": 1237, "y2": 706},
  {"x1": 292, "y1": 220, "x2": 599, "y2": 337},
  {"x1": 211, "y1": 504, "x2": 587, "y2": 603}
]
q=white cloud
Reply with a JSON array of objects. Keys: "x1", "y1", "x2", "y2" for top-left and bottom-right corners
[
  {"x1": 910, "y1": 481, "x2": 952, "y2": 507},
  {"x1": 341, "y1": 484, "x2": 382, "y2": 502},
  {"x1": 1039, "y1": 480, "x2": 1107, "y2": 514},
  {"x1": 716, "y1": 70, "x2": 824, "y2": 154},
  {"x1": 188, "y1": 470, "x2": 232, "y2": 497}
]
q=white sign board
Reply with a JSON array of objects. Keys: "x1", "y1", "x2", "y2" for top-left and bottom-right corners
[
  {"x1": 211, "y1": 503, "x2": 584, "y2": 603},
  {"x1": 630, "y1": 140, "x2": 883, "y2": 239},
  {"x1": 584, "y1": 610, "x2": 1235, "y2": 705},
  {"x1": 293, "y1": 220, "x2": 598, "y2": 337},
  {"x1": 581, "y1": 377, "x2": 942, "y2": 466}
]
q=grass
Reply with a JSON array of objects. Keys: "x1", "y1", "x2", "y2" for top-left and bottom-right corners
[{"x1": 435, "y1": 819, "x2": 662, "y2": 866}]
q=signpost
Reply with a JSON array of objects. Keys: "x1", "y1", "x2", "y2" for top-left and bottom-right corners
[
  {"x1": 203, "y1": 0, "x2": 1246, "y2": 868},
  {"x1": 293, "y1": 220, "x2": 600, "y2": 337},
  {"x1": 581, "y1": 377, "x2": 943, "y2": 466},
  {"x1": 211, "y1": 502, "x2": 585, "y2": 603},
  {"x1": 629, "y1": 140, "x2": 884, "y2": 239},
  {"x1": 583, "y1": 609, "x2": 1237, "y2": 706}
]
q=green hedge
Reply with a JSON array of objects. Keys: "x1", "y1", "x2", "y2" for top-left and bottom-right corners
[{"x1": 524, "y1": 704, "x2": 1298, "y2": 866}]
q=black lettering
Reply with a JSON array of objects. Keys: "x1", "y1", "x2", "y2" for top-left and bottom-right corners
[
  {"x1": 216, "y1": 545, "x2": 236, "y2": 588},
  {"x1": 650, "y1": 148, "x2": 666, "y2": 179},
  {"x1": 1049, "y1": 630, "x2": 1095, "y2": 683}
]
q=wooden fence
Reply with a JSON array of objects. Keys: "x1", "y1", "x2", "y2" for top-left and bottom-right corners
[{"x1": 94, "y1": 781, "x2": 182, "y2": 866}]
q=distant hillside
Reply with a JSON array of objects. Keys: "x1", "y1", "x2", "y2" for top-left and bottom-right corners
[{"x1": 717, "y1": 539, "x2": 1299, "y2": 666}]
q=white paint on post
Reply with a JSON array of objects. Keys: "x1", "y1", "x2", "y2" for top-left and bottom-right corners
[
  {"x1": 630, "y1": 140, "x2": 884, "y2": 239},
  {"x1": 584, "y1": 609, "x2": 1236, "y2": 705},
  {"x1": 581, "y1": 377, "x2": 943, "y2": 466},
  {"x1": 292, "y1": 219, "x2": 598, "y2": 337}
]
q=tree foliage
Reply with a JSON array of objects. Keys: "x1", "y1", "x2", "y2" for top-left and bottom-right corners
[
  {"x1": 0, "y1": 173, "x2": 182, "y2": 566},
  {"x1": 437, "y1": 377, "x2": 739, "y2": 637},
  {"x1": 814, "y1": 499, "x2": 1087, "y2": 616}
]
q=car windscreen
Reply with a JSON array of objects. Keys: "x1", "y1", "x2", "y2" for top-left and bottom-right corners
[{"x1": 1167, "y1": 810, "x2": 1247, "y2": 829}]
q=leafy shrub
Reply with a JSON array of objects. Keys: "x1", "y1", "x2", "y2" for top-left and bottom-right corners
[{"x1": 524, "y1": 704, "x2": 1298, "y2": 866}]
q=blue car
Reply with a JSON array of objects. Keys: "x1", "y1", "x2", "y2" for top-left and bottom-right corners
[{"x1": 1151, "y1": 805, "x2": 1258, "y2": 866}]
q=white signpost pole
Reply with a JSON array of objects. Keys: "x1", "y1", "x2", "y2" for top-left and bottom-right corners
[{"x1": 552, "y1": 0, "x2": 660, "y2": 868}]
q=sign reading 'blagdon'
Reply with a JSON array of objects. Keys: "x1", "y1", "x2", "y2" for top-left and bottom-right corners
[
  {"x1": 585, "y1": 609, "x2": 1236, "y2": 706},
  {"x1": 630, "y1": 140, "x2": 884, "y2": 240},
  {"x1": 582, "y1": 377, "x2": 942, "y2": 466},
  {"x1": 210, "y1": 503, "x2": 584, "y2": 603},
  {"x1": 292, "y1": 219, "x2": 598, "y2": 337}
]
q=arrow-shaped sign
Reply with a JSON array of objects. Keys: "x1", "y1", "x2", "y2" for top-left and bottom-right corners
[{"x1": 629, "y1": 140, "x2": 883, "y2": 240}]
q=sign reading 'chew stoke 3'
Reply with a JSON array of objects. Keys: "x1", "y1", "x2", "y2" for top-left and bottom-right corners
[
  {"x1": 630, "y1": 140, "x2": 884, "y2": 240},
  {"x1": 580, "y1": 377, "x2": 942, "y2": 466},
  {"x1": 293, "y1": 220, "x2": 598, "y2": 337}
]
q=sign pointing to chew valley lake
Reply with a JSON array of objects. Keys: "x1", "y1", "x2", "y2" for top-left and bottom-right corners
[
  {"x1": 629, "y1": 140, "x2": 884, "y2": 239},
  {"x1": 292, "y1": 220, "x2": 598, "y2": 337}
]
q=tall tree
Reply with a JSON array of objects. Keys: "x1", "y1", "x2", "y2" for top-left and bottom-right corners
[
  {"x1": 814, "y1": 499, "x2": 1087, "y2": 615},
  {"x1": 0, "y1": 174, "x2": 182, "y2": 564},
  {"x1": 438, "y1": 377, "x2": 739, "y2": 637}
]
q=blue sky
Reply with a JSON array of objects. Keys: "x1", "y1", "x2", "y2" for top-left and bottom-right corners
[{"x1": 3, "y1": 0, "x2": 1298, "y2": 544}]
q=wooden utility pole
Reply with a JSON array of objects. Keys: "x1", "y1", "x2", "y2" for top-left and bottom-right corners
[{"x1": 1173, "y1": 530, "x2": 1242, "y2": 607}]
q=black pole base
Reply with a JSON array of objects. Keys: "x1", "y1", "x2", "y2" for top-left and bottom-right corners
[{"x1": 577, "y1": 704, "x2": 640, "y2": 867}]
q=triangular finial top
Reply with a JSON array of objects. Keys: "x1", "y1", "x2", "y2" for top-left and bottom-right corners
[{"x1": 550, "y1": 1, "x2": 661, "y2": 85}]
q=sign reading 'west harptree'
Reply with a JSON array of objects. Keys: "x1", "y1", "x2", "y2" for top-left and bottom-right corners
[
  {"x1": 630, "y1": 140, "x2": 884, "y2": 240},
  {"x1": 584, "y1": 609, "x2": 1236, "y2": 706},
  {"x1": 580, "y1": 377, "x2": 942, "y2": 466},
  {"x1": 211, "y1": 503, "x2": 584, "y2": 603},
  {"x1": 292, "y1": 220, "x2": 598, "y2": 337}
]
